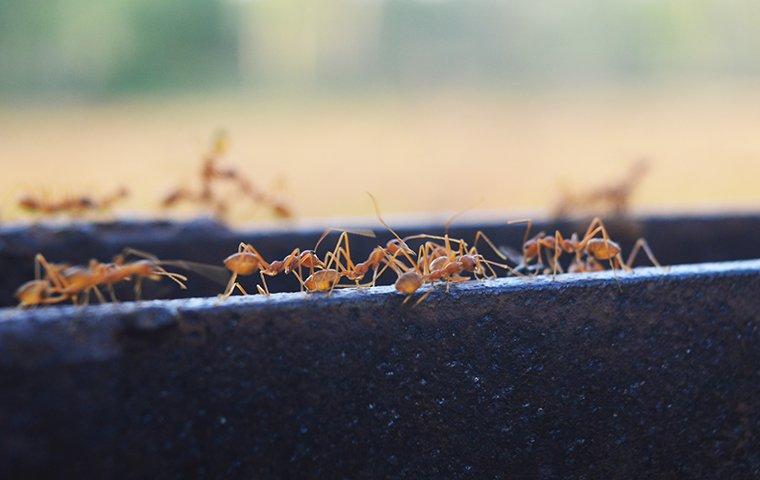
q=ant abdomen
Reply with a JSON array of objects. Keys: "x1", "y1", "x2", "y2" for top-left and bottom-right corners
[
  {"x1": 223, "y1": 252, "x2": 261, "y2": 275},
  {"x1": 586, "y1": 238, "x2": 622, "y2": 260},
  {"x1": 395, "y1": 271, "x2": 423, "y2": 295}
]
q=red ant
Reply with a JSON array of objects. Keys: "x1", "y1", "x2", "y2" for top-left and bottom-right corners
[
  {"x1": 18, "y1": 187, "x2": 129, "y2": 217},
  {"x1": 162, "y1": 130, "x2": 293, "y2": 221},
  {"x1": 551, "y1": 217, "x2": 661, "y2": 274},
  {"x1": 15, "y1": 251, "x2": 186, "y2": 307},
  {"x1": 552, "y1": 159, "x2": 649, "y2": 218}
]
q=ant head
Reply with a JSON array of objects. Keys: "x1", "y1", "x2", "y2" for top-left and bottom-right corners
[
  {"x1": 18, "y1": 195, "x2": 39, "y2": 210},
  {"x1": 298, "y1": 250, "x2": 324, "y2": 269},
  {"x1": 386, "y1": 239, "x2": 413, "y2": 256},
  {"x1": 522, "y1": 239, "x2": 539, "y2": 259},
  {"x1": 458, "y1": 254, "x2": 478, "y2": 273},
  {"x1": 130, "y1": 260, "x2": 158, "y2": 277}
]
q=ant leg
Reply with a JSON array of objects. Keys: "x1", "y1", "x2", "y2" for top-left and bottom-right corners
[
  {"x1": 412, "y1": 291, "x2": 432, "y2": 307},
  {"x1": 241, "y1": 243, "x2": 271, "y2": 271},
  {"x1": 374, "y1": 251, "x2": 408, "y2": 278},
  {"x1": 42, "y1": 294, "x2": 70, "y2": 305},
  {"x1": 121, "y1": 247, "x2": 159, "y2": 261},
  {"x1": 220, "y1": 272, "x2": 238, "y2": 299},
  {"x1": 402, "y1": 291, "x2": 424, "y2": 305},
  {"x1": 108, "y1": 284, "x2": 118, "y2": 302},
  {"x1": 552, "y1": 231, "x2": 564, "y2": 277},
  {"x1": 134, "y1": 278, "x2": 143, "y2": 301},
  {"x1": 152, "y1": 266, "x2": 188, "y2": 289},
  {"x1": 482, "y1": 258, "x2": 524, "y2": 277},
  {"x1": 339, "y1": 232, "x2": 357, "y2": 271},
  {"x1": 473, "y1": 231, "x2": 508, "y2": 261},
  {"x1": 93, "y1": 286, "x2": 107, "y2": 304},
  {"x1": 626, "y1": 238, "x2": 663, "y2": 269},
  {"x1": 258, "y1": 271, "x2": 271, "y2": 296},
  {"x1": 35, "y1": 254, "x2": 65, "y2": 290},
  {"x1": 367, "y1": 193, "x2": 417, "y2": 266},
  {"x1": 290, "y1": 269, "x2": 307, "y2": 291},
  {"x1": 321, "y1": 232, "x2": 354, "y2": 272},
  {"x1": 508, "y1": 218, "x2": 533, "y2": 247}
]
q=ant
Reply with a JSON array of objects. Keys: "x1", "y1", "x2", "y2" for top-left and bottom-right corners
[
  {"x1": 552, "y1": 159, "x2": 649, "y2": 218},
  {"x1": 18, "y1": 187, "x2": 129, "y2": 217},
  {"x1": 105, "y1": 250, "x2": 189, "y2": 300},
  {"x1": 551, "y1": 217, "x2": 662, "y2": 274},
  {"x1": 162, "y1": 130, "x2": 293, "y2": 221},
  {"x1": 502, "y1": 219, "x2": 562, "y2": 274},
  {"x1": 367, "y1": 194, "x2": 513, "y2": 304},
  {"x1": 220, "y1": 241, "x2": 327, "y2": 298},
  {"x1": 15, "y1": 251, "x2": 187, "y2": 308},
  {"x1": 313, "y1": 223, "x2": 412, "y2": 290},
  {"x1": 299, "y1": 228, "x2": 386, "y2": 294}
]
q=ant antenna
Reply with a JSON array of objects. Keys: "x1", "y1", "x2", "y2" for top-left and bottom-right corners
[
  {"x1": 314, "y1": 227, "x2": 375, "y2": 253},
  {"x1": 508, "y1": 218, "x2": 533, "y2": 246},
  {"x1": 444, "y1": 198, "x2": 483, "y2": 237},
  {"x1": 366, "y1": 192, "x2": 416, "y2": 265},
  {"x1": 367, "y1": 192, "x2": 402, "y2": 241}
]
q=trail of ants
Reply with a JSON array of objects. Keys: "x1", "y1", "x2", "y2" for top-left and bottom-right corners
[{"x1": 14, "y1": 202, "x2": 665, "y2": 308}]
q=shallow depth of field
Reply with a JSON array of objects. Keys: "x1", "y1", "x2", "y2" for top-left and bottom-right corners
[{"x1": 1, "y1": 1, "x2": 759, "y2": 222}]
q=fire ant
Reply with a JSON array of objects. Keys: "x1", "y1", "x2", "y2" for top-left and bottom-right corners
[
  {"x1": 367, "y1": 194, "x2": 513, "y2": 304},
  {"x1": 298, "y1": 227, "x2": 387, "y2": 293},
  {"x1": 15, "y1": 251, "x2": 187, "y2": 308},
  {"x1": 18, "y1": 187, "x2": 129, "y2": 217},
  {"x1": 220, "y1": 240, "x2": 329, "y2": 298},
  {"x1": 551, "y1": 217, "x2": 662, "y2": 274},
  {"x1": 314, "y1": 223, "x2": 412, "y2": 290},
  {"x1": 552, "y1": 159, "x2": 649, "y2": 218},
  {"x1": 162, "y1": 130, "x2": 293, "y2": 221},
  {"x1": 105, "y1": 249, "x2": 189, "y2": 300}
]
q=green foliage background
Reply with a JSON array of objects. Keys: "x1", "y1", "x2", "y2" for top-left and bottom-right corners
[{"x1": 1, "y1": 0, "x2": 759, "y2": 98}]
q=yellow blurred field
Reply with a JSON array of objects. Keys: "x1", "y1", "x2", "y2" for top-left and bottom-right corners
[{"x1": 1, "y1": 86, "x2": 759, "y2": 223}]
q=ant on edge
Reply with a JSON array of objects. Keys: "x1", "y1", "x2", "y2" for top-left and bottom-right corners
[
  {"x1": 16, "y1": 250, "x2": 187, "y2": 307},
  {"x1": 161, "y1": 130, "x2": 293, "y2": 222}
]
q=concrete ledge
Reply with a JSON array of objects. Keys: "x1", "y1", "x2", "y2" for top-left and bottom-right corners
[
  {"x1": 1, "y1": 212, "x2": 759, "y2": 306},
  {"x1": 1, "y1": 260, "x2": 759, "y2": 478}
]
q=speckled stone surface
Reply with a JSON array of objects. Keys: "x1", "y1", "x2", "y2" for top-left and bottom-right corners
[
  {"x1": 1, "y1": 260, "x2": 759, "y2": 478},
  {"x1": 0, "y1": 213, "x2": 758, "y2": 306}
]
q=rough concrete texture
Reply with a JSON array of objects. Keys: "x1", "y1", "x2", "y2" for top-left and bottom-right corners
[
  {"x1": 0, "y1": 212, "x2": 758, "y2": 306},
  {"x1": 1, "y1": 260, "x2": 759, "y2": 478}
]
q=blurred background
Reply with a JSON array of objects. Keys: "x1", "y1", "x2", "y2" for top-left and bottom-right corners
[{"x1": 1, "y1": 0, "x2": 759, "y2": 222}]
